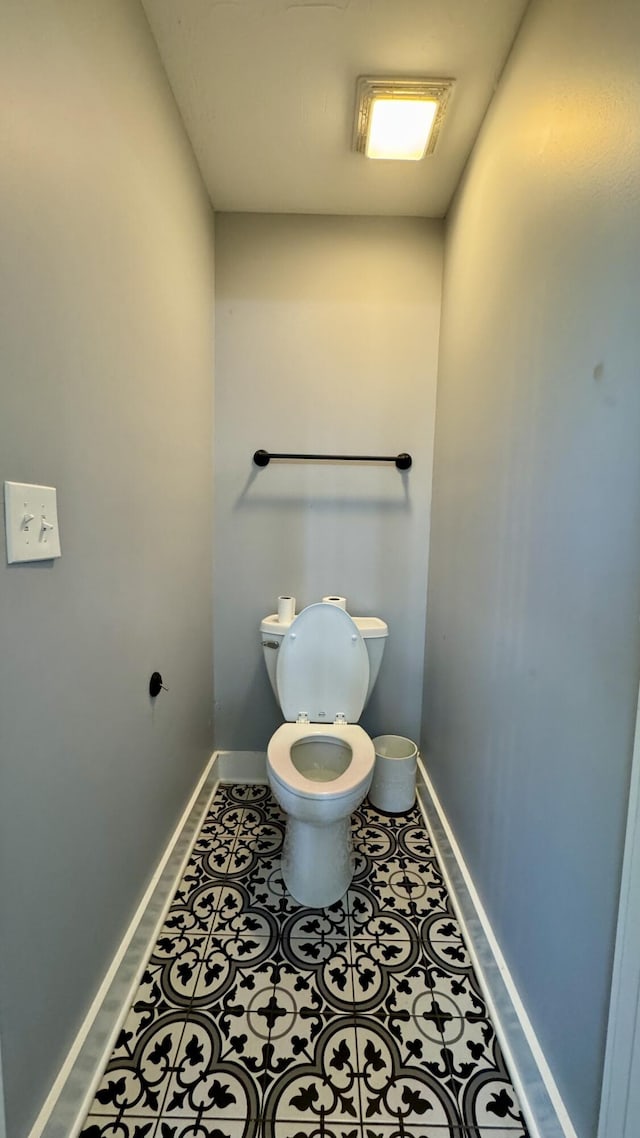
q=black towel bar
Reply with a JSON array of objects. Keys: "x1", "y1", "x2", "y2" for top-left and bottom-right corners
[{"x1": 253, "y1": 449, "x2": 412, "y2": 470}]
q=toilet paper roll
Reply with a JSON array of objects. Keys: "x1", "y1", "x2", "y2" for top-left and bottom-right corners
[
  {"x1": 322, "y1": 596, "x2": 347, "y2": 610},
  {"x1": 277, "y1": 595, "x2": 296, "y2": 623}
]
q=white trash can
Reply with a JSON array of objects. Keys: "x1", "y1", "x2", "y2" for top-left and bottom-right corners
[{"x1": 369, "y1": 735, "x2": 418, "y2": 814}]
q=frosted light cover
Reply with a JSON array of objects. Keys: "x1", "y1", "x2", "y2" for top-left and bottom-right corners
[{"x1": 366, "y1": 98, "x2": 438, "y2": 160}]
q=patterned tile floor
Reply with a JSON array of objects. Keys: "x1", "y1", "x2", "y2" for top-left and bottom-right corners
[{"x1": 81, "y1": 784, "x2": 530, "y2": 1138}]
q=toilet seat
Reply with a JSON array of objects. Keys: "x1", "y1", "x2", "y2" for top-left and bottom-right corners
[
  {"x1": 268, "y1": 722, "x2": 374, "y2": 800},
  {"x1": 276, "y1": 603, "x2": 369, "y2": 724}
]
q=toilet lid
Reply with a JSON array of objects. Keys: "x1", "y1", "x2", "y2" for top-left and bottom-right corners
[{"x1": 276, "y1": 602, "x2": 370, "y2": 724}]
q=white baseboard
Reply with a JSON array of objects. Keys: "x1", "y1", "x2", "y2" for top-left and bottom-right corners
[
  {"x1": 416, "y1": 759, "x2": 578, "y2": 1138},
  {"x1": 29, "y1": 753, "x2": 222, "y2": 1138}
]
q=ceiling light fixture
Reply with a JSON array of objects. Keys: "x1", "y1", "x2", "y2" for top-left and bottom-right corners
[{"x1": 353, "y1": 76, "x2": 454, "y2": 161}]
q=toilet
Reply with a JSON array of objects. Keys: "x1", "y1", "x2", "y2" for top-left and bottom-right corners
[{"x1": 261, "y1": 601, "x2": 388, "y2": 907}]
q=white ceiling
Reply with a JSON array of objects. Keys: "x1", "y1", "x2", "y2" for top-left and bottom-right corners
[{"x1": 142, "y1": 0, "x2": 528, "y2": 218}]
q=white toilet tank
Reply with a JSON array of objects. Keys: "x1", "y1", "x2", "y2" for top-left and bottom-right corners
[{"x1": 260, "y1": 603, "x2": 388, "y2": 713}]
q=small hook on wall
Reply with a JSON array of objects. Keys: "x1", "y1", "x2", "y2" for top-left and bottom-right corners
[{"x1": 149, "y1": 672, "x2": 168, "y2": 698}]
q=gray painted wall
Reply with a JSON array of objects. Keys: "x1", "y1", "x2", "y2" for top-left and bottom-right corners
[
  {"x1": 0, "y1": 3, "x2": 215, "y2": 1135},
  {"x1": 213, "y1": 214, "x2": 442, "y2": 752},
  {"x1": 423, "y1": 1, "x2": 640, "y2": 1135}
]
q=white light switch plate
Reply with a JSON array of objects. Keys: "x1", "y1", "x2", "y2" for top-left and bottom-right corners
[{"x1": 4, "y1": 481, "x2": 62, "y2": 563}]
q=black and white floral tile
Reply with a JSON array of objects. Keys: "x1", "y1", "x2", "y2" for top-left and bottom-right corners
[{"x1": 81, "y1": 785, "x2": 530, "y2": 1138}]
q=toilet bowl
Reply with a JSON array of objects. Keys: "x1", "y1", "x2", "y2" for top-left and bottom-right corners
[
  {"x1": 268, "y1": 722, "x2": 374, "y2": 906},
  {"x1": 261, "y1": 601, "x2": 388, "y2": 907}
]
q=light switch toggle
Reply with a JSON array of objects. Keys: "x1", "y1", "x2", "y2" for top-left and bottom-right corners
[{"x1": 4, "y1": 482, "x2": 62, "y2": 563}]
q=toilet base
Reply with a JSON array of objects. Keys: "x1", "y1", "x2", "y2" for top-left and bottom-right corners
[{"x1": 282, "y1": 816, "x2": 355, "y2": 907}]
